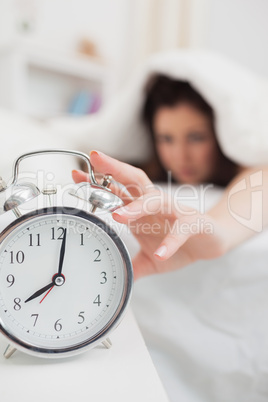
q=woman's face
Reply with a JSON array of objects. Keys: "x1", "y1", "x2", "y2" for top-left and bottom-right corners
[{"x1": 153, "y1": 103, "x2": 219, "y2": 184}]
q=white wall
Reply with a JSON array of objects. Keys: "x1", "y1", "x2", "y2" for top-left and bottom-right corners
[
  {"x1": 0, "y1": 0, "x2": 16, "y2": 47},
  {"x1": 206, "y1": 0, "x2": 268, "y2": 78},
  {"x1": 121, "y1": 0, "x2": 268, "y2": 82},
  {"x1": 33, "y1": 0, "x2": 129, "y2": 61},
  {"x1": 0, "y1": 0, "x2": 268, "y2": 93},
  {"x1": 0, "y1": 0, "x2": 133, "y2": 90}
]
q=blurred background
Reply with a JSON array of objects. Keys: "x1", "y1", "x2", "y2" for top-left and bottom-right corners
[{"x1": 0, "y1": 0, "x2": 267, "y2": 119}]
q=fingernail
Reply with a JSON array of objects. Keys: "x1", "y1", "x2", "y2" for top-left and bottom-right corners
[
  {"x1": 112, "y1": 212, "x2": 123, "y2": 221},
  {"x1": 112, "y1": 207, "x2": 131, "y2": 222},
  {"x1": 154, "y1": 245, "x2": 167, "y2": 258},
  {"x1": 90, "y1": 150, "x2": 104, "y2": 157},
  {"x1": 72, "y1": 170, "x2": 78, "y2": 174},
  {"x1": 113, "y1": 207, "x2": 130, "y2": 216},
  {"x1": 112, "y1": 211, "x2": 130, "y2": 223}
]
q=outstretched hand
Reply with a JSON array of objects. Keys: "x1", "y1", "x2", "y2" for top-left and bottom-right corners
[{"x1": 72, "y1": 151, "x2": 228, "y2": 280}]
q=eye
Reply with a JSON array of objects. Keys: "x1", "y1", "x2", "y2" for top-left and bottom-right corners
[
  {"x1": 156, "y1": 134, "x2": 174, "y2": 144},
  {"x1": 187, "y1": 132, "x2": 207, "y2": 142}
]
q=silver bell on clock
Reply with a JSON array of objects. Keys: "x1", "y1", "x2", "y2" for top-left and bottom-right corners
[{"x1": 0, "y1": 150, "x2": 133, "y2": 359}]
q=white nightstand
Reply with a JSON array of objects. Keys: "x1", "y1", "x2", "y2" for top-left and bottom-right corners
[{"x1": 0, "y1": 309, "x2": 169, "y2": 402}]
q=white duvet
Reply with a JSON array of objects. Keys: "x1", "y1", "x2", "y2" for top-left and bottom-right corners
[{"x1": 123, "y1": 187, "x2": 268, "y2": 402}]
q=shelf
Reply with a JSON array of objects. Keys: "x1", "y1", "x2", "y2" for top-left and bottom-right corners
[
  {"x1": 0, "y1": 38, "x2": 112, "y2": 118},
  {"x1": 23, "y1": 46, "x2": 109, "y2": 83}
]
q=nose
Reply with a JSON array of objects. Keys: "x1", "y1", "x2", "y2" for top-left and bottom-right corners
[{"x1": 172, "y1": 142, "x2": 190, "y2": 165}]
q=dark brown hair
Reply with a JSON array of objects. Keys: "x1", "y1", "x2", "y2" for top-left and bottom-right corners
[{"x1": 140, "y1": 74, "x2": 239, "y2": 186}]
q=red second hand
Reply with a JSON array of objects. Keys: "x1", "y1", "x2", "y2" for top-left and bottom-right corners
[{"x1": 40, "y1": 286, "x2": 54, "y2": 304}]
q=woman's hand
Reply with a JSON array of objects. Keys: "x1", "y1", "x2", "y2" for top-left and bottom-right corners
[{"x1": 72, "y1": 151, "x2": 228, "y2": 280}]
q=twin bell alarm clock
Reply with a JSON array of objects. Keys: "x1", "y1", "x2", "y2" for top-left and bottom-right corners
[{"x1": 0, "y1": 150, "x2": 133, "y2": 359}]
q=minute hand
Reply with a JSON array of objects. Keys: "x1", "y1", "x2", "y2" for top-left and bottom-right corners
[{"x1": 58, "y1": 228, "x2": 67, "y2": 276}]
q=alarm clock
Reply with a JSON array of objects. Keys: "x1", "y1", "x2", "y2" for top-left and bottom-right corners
[{"x1": 0, "y1": 150, "x2": 133, "y2": 358}]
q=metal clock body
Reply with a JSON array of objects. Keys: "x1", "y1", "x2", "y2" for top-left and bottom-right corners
[{"x1": 0, "y1": 150, "x2": 133, "y2": 358}]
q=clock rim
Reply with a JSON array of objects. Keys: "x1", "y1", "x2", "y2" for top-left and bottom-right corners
[{"x1": 0, "y1": 206, "x2": 133, "y2": 358}]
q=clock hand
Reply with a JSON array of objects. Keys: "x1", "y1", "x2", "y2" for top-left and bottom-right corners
[
  {"x1": 24, "y1": 230, "x2": 67, "y2": 304},
  {"x1": 25, "y1": 281, "x2": 54, "y2": 303},
  {"x1": 58, "y1": 228, "x2": 67, "y2": 276},
  {"x1": 25, "y1": 229, "x2": 67, "y2": 304},
  {"x1": 39, "y1": 285, "x2": 54, "y2": 304}
]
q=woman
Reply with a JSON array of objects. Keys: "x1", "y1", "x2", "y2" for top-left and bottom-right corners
[
  {"x1": 140, "y1": 74, "x2": 241, "y2": 185},
  {"x1": 72, "y1": 74, "x2": 268, "y2": 280},
  {"x1": 71, "y1": 58, "x2": 268, "y2": 400}
]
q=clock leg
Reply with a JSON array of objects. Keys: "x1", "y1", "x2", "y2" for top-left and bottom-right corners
[
  {"x1": 3, "y1": 344, "x2": 17, "y2": 359},
  {"x1": 102, "y1": 338, "x2": 112, "y2": 349},
  {"x1": 90, "y1": 205, "x2": 98, "y2": 213},
  {"x1": 12, "y1": 207, "x2": 22, "y2": 219}
]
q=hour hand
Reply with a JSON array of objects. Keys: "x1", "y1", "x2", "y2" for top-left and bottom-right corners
[{"x1": 25, "y1": 282, "x2": 54, "y2": 303}]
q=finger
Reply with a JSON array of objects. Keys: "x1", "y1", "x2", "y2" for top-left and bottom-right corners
[
  {"x1": 153, "y1": 211, "x2": 213, "y2": 261},
  {"x1": 72, "y1": 169, "x2": 89, "y2": 183},
  {"x1": 133, "y1": 246, "x2": 193, "y2": 279},
  {"x1": 132, "y1": 251, "x2": 156, "y2": 280},
  {"x1": 112, "y1": 190, "x2": 170, "y2": 224},
  {"x1": 72, "y1": 169, "x2": 107, "y2": 184},
  {"x1": 72, "y1": 169, "x2": 134, "y2": 205},
  {"x1": 90, "y1": 150, "x2": 153, "y2": 197},
  {"x1": 154, "y1": 230, "x2": 192, "y2": 261}
]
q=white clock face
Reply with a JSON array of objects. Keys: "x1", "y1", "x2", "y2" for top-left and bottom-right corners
[{"x1": 0, "y1": 208, "x2": 132, "y2": 356}]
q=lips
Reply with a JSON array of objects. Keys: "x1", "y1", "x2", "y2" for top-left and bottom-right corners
[{"x1": 179, "y1": 169, "x2": 196, "y2": 176}]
